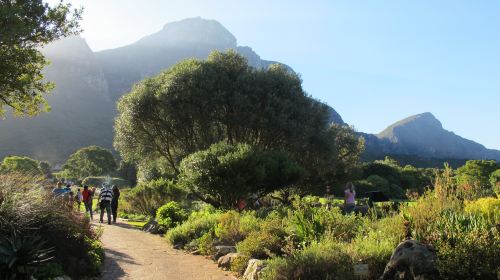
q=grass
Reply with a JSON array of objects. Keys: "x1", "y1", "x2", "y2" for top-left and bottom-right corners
[{"x1": 126, "y1": 221, "x2": 147, "y2": 229}]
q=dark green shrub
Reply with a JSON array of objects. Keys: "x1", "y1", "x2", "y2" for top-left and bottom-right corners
[
  {"x1": 156, "y1": 201, "x2": 188, "y2": 231},
  {"x1": 262, "y1": 241, "x2": 354, "y2": 280},
  {"x1": 179, "y1": 141, "x2": 305, "y2": 209}
]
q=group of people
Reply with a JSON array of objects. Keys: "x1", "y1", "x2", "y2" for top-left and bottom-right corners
[{"x1": 52, "y1": 182, "x2": 121, "y2": 225}]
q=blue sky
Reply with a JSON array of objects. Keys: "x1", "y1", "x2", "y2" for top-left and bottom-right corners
[{"x1": 49, "y1": 0, "x2": 500, "y2": 149}]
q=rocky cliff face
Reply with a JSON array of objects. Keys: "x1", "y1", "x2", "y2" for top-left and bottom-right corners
[
  {"x1": 0, "y1": 37, "x2": 114, "y2": 163},
  {"x1": 0, "y1": 18, "x2": 314, "y2": 164}
]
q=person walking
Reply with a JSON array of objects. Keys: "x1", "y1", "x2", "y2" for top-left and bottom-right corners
[
  {"x1": 111, "y1": 185, "x2": 120, "y2": 223},
  {"x1": 76, "y1": 188, "x2": 83, "y2": 211},
  {"x1": 82, "y1": 185, "x2": 94, "y2": 220},
  {"x1": 99, "y1": 184, "x2": 113, "y2": 225},
  {"x1": 344, "y1": 182, "x2": 356, "y2": 214}
]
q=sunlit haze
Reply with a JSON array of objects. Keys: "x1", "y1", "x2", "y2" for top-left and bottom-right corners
[{"x1": 47, "y1": 0, "x2": 500, "y2": 150}]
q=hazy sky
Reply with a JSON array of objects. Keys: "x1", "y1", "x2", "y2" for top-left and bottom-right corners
[{"x1": 48, "y1": 0, "x2": 500, "y2": 150}]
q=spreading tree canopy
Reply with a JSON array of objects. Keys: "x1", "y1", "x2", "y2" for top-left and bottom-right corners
[
  {"x1": 0, "y1": 0, "x2": 82, "y2": 117},
  {"x1": 115, "y1": 50, "x2": 363, "y2": 188},
  {"x1": 0, "y1": 155, "x2": 43, "y2": 175},
  {"x1": 62, "y1": 146, "x2": 117, "y2": 179}
]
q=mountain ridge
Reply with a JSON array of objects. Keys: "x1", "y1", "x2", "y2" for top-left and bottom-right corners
[{"x1": 0, "y1": 17, "x2": 497, "y2": 166}]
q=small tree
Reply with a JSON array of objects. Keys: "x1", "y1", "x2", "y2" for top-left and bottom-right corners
[
  {"x1": 179, "y1": 142, "x2": 305, "y2": 209},
  {"x1": 0, "y1": 156, "x2": 42, "y2": 175},
  {"x1": 456, "y1": 160, "x2": 498, "y2": 189},
  {"x1": 62, "y1": 146, "x2": 117, "y2": 179}
]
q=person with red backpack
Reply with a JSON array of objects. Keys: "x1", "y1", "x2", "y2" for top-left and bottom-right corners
[{"x1": 82, "y1": 185, "x2": 93, "y2": 220}]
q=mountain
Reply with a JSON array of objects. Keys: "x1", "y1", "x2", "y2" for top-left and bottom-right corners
[
  {"x1": 0, "y1": 37, "x2": 114, "y2": 164},
  {"x1": 362, "y1": 112, "x2": 500, "y2": 165},
  {"x1": 95, "y1": 17, "x2": 289, "y2": 102},
  {"x1": 0, "y1": 18, "x2": 309, "y2": 164}
]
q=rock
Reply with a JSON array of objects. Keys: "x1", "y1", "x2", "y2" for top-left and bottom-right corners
[
  {"x1": 212, "y1": 245, "x2": 236, "y2": 261},
  {"x1": 380, "y1": 240, "x2": 439, "y2": 280},
  {"x1": 217, "y1": 253, "x2": 243, "y2": 270},
  {"x1": 172, "y1": 243, "x2": 183, "y2": 250},
  {"x1": 142, "y1": 220, "x2": 161, "y2": 234},
  {"x1": 243, "y1": 259, "x2": 265, "y2": 280}
]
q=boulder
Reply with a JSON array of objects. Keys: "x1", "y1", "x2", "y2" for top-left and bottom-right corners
[
  {"x1": 217, "y1": 252, "x2": 244, "y2": 270},
  {"x1": 141, "y1": 220, "x2": 161, "y2": 234},
  {"x1": 380, "y1": 240, "x2": 439, "y2": 280},
  {"x1": 212, "y1": 245, "x2": 236, "y2": 261},
  {"x1": 243, "y1": 259, "x2": 266, "y2": 280}
]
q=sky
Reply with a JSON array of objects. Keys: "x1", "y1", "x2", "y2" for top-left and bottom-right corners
[{"x1": 48, "y1": 0, "x2": 500, "y2": 150}]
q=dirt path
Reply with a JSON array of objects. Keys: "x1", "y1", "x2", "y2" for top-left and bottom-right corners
[{"x1": 97, "y1": 221, "x2": 235, "y2": 280}]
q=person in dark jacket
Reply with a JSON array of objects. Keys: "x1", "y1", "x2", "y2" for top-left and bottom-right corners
[
  {"x1": 111, "y1": 185, "x2": 120, "y2": 223},
  {"x1": 99, "y1": 184, "x2": 113, "y2": 225}
]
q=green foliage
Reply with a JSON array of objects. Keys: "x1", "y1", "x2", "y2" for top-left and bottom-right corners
[
  {"x1": 0, "y1": 232, "x2": 54, "y2": 278},
  {"x1": 122, "y1": 178, "x2": 187, "y2": 216},
  {"x1": 81, "y1": 176, "x2": 130, "y2": 188},
  {"x1": 0, "y1": 0, "x2": 82, "y2": 116},
  {"x1": 347, "y1": 215, "x2": 406, "y2": 278},
  {"x1": 456, "y1": 160, "x2": 498, "y2": 189},
  {"x1": 179, "y1": 142, "x2": 304, "y2": 208},
  {"x1": 230, "y1": 254, "x2": 250, "y2": 276},
  {"x1": 62, "y1": 146, "x2": 117, "y2": 179},
  {"x1": 432, "y1": 211, "x2": 500, "y2": 279},
  {"x1": 0, "y1": 173, "x2": 103, "y2": 278},
  {"x1": 115, "y1": 50, "x2": 363, "y2": 189},
  {"x1": 156, "y1": 201, "x2": 188, "y2": 231},
  {"x1": 464, "y1": 197, "x2": 500, "y2": 224},
  {"x1": 214, "y1": 211, "x2": 261, "y2": 245},
  {"x1": 236, "y1": 214, "x2": 286, "y2": 259},
  {"x1": 0, "y1": 156, "x2": 42, "y2": 175},
  {"x1": 490, "y1": 169, "x2": 500, "y2": 191},
  {"x1": 197, "y1": 231, "x2": 216, "y2": 255},
  {"x1": 165, "y1": 207, "x2": 221, "y2": 247},
  {"x1": 286, "y1": 203, "x2": 361, "y2": 245},
  {"x1": 262, "y1": 241, "x2": 354, "y2": 280}
]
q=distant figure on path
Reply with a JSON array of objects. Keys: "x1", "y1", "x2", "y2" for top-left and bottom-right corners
[
  {"x1": 111, "y1": 185, "x2": 120, "y2": 223},
  {"x1": 344, "y1": 182, "x2": 356, "y2": 214},
  {"x1": 99, "y1": 184, "x2": 114, "y2": 225},
  {"x1": 76, "y1": 188, "x2": 83, "y2": 210},
  {"x1": 52, "y1": 182, "x2": 66, "y2": 197},
  {"x1": 82, "y1": 185, "x2": 94, "y2": 220}
]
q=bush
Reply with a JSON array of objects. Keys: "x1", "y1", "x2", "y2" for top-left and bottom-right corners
[
  {"x1": 179, "y1": 141, "x2": 305, "y2": 209},
  {"x1": 347, "y1": 215, "x2": 405, "y2": 278},
  {"x1": 262, "y1": 240, "x2": 354, "y2": 280},
  {"x1": 197, "y1": 231, "x2": 217, "y2": 255},
  {"x1": 156, "y1": 201, "x2": 188, "y2": 231},
  {"x1": 123, "y1": 178, "x2": 187, "y2": 216},
  {"x1": 286, "y1": 204, "x2": 361, "y2": 245},
  {"x1": 214, "y1": 210, "x2": 261, "y2": 245},
  {"x1": 464, "y1": 197, "x2": 500, "y2": 223},
  {"x1": 433, "y1": 210, "x2": 500, "y2": 279},
  {"x1": 236, "y1": 214, "x2": 286, "y2": 259},
  {"x1": 165, "y1": 206, "x2": 221, "y2": 247},
  {"x1": 0, "y1": 174, "x2": 104, "y2": 279}
]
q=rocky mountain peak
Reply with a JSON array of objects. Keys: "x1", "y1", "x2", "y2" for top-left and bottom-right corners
[{"x1": 136, "y1": 17, "x2": 237, "y2": 48}]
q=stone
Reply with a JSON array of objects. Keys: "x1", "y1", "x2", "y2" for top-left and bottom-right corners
[
  {"x1": 217, "y1": 253, "x2": 243, "y2": 270},
  {"x1": 142, "y1": 220, "x2": 161, "y2": 234},
  {"x1": 380, "y1": 240, "x2": 439, "y2": 280},
  {"x1": 243, "y1": 259, "x2": 265, "y2": 280},
  {"x1": 212, "y1": 245, "x2": 236, "y2": 261}
]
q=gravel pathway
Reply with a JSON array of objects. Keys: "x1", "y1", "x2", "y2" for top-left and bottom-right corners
[{"x1": 97, "y1": 221, "x2": 235, "y2": 280}]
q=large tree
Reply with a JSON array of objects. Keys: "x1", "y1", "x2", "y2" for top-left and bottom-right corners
[
  {"x1": 0, "y1": 155, "x2": 42, "y2": 175},
  {"x1": 62, "y1": 146, "x2": 117, "y2": 179},
  {"x1": 115, "y1": 50, "x2": 362, "y2": 187},
  {"x1": 0, "y1": 0, "x2": 82, "y2": 117}
]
